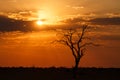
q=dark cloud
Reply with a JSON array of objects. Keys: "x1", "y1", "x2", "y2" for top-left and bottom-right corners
[
  {"x1": 88, "y1": 17, "x2": 120, "y2": 25},
  {"x1": 1, "y1": 14, "x2": 120, "y2": 32},
  {"x1": 61, "y1": 17, "x2": 120, "y2": 25},
  {"x1": 99, "y1": 35, "x2": 120, "y2": 41},
  {"x1": 0, "y1": 15, "x2": 38, "y2": 32},
  {"x1": 61, "y1": 17, "x2": 86, "y2": 24},
  {"x1": 0, "y1": 15, "x2": 82, "y2": 32}
]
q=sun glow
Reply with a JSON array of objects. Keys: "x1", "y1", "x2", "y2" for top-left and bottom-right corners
[
  {"x1": 37, "y1": 10, "x2": 59, "y2": 25},
  {"x1": 36, "y1": 20, "x2": 43, "y2": 25}
]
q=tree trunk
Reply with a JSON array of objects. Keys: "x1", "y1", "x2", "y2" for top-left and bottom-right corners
[{"x1": 73, "y1": 58, "x2": 80, "y2": 79}]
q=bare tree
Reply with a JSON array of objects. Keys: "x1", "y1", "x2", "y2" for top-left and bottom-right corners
[{"x1": 55, "y1": 25, "x2": 95, "y2": 78}]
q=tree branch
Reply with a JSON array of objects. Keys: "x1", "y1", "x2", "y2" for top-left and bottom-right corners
[{"x1": 77, "y1": 25, "x2": 88, "y2": 43}]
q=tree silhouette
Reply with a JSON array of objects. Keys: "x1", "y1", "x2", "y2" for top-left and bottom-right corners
[{"x1": 55, "y1": 25, "x2": 97, "y2": 78}]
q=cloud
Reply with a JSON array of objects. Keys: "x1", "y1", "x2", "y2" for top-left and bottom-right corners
[
  {"x1": 99, "y1": 34, "x2": 120, "y2": 41},
  {"x1": 61, "y1": 17, "x2": 86, "y2": 24},
  {"x1": 106, "y1": 13, "x2": 120, "y2": 17},
  {"x1": 88, "y1": 17, "x2": 120, "y2": 25},
  {"x1": 19, "y1": 11, "x2": 32, "y2": 17},
  {"x1": 0, "y1": 15, "x2": 37, "y2": 32},
  {"x1": 72, "y1": 6, "x2": 84, "y2": 10},
  {"x1": 66, "y1": 5, "x2": 84, "y2": 10},
  {"x1": 61, "y1": 16, "x2": 120, "y2": 25},
  {"x1": 1, "y1": 13, "x2": 120, "y2": 32},
  {"x1": 6, "y1": 11, "x2": 35, "y2": 21}
]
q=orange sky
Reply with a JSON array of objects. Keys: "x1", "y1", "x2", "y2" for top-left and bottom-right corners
[
  {"x1": 0, "y1": 29, "x2": 120, "y2": 68},
  {"x1": 0, "y1": 0, "x2": 120, "y2": 68}
]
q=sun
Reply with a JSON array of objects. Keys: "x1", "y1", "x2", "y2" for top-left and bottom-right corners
[{"x1": 36, "y1": 20, "x2": 43, "y2": 25}]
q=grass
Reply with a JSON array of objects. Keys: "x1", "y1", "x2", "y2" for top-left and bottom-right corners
[{"x1": 0, "y1": 67, "x2": 120, "y2": 80}]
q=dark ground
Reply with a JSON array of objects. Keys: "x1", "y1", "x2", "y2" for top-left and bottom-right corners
[{"x1": 0, "y1": 67, "x2": 120, "y2": 80}]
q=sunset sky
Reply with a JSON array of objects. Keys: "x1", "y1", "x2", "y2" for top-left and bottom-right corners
[{"x1": 0, "y1": 0, "x2": 120, "y2": 68}]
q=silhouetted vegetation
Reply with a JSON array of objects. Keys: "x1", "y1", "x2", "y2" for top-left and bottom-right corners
[
  {"x1": 55, "y1": 25, "x2": 99, "y2": 79},
  {"x1": 0, "y1": 67, "x2": 120, "y2": 80}
]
